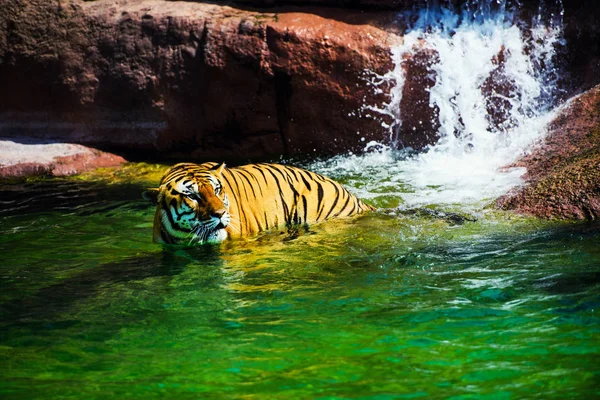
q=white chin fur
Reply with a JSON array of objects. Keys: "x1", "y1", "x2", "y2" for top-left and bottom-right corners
[{"x1": 206, "y1": 229, "x2": 228, "y2": 244}]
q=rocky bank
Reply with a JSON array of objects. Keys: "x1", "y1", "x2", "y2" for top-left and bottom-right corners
[{"x1": 496, "y1": 85, "x2": 600, "y2": 220}]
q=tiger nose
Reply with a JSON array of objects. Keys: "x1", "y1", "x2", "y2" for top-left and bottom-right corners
[{"x1": 211, "y1": 210, "x2": 226, "y2": 219}]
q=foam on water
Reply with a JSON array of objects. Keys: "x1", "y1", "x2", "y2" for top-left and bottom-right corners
[{"x1": 311, "y1": 1, "x2": 564, "y2": 210}]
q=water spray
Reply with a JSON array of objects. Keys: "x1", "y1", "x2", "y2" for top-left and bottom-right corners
[{"x1": 314, "y1": 0, "x2": 566, "y2": 210}]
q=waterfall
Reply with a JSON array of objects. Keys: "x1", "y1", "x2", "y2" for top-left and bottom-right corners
[{"x1": 312, "y1": 0, "x2": 566, "y2": 211}]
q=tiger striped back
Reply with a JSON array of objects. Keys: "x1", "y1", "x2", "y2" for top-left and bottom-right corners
[{"x1": 146, "y1": 162, "x2": 374, "y2": 245}]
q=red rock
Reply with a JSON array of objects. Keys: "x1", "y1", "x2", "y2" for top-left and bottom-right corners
[
  {"x1": 51, "y1": 151, "x2": 128, "y2": 176},
  {"x1": 0, "y1": 0, "x2": 398, "y2": 160},
  {"x1": 0, "y1": 163, "x2": 49, "y2": 179},
  {"x1": 496, "y1": 85, "x2": 600, "y2": 220},
  {"x1": 0, "y1": 139, "x2": 126, "y2": 178},
  {"x1": 207, "y1": 0, "x2": 413, "y2": 9},
  {"x1": 395, "y1": 46, "x2": 440, "y2": 149}
]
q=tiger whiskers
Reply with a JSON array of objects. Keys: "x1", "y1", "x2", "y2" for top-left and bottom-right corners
[
  {"x1": 188, "y1": 217, "x2": 232, "y2": 245},
  {"x1": 189, "y1": 223, "x2": 211, "y2": 245},
  {"x1": 188, "y1": 226, "x2": 203, "y2": 245},
  {"x1": 227, "y1": 216, "x2": 241, "y2": 233}
]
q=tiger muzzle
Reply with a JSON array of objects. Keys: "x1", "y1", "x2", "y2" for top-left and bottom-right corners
[{"x1": 211, "y1": 210, "x2": 229, "y2": 229}]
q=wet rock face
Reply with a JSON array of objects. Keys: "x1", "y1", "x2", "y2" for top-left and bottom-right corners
[
  {"x1": 0, "y1": 0, "x2": 598, "y2": 164},
  {"x1": 496, "y1": 85, "x2": 600, "y2": 220},
  {"x1": 0, "y1": 0, "x2": 396, "y2": 160}
]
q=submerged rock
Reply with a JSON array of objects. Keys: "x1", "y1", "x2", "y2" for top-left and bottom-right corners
[
  {"x1": 395, "y1": 207, "x2": 478, "y2": 225},
  {"x1": 496, "y1": 85, "x2": 600, "y2": 220}
]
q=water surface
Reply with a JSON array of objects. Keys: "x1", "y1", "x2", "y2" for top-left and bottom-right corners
[{"x1": 1, "y1": 164, "x2": 598, "y2": 399}]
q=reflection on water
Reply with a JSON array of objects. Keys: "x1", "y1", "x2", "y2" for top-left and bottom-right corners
[{"x1": 1, "y1": 171, "x2": 599, "y2": 399}]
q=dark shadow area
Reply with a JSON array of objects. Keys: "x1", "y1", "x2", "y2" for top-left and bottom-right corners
[
  {"x1": 0, "y1": 178, "x2": 149, "y2": 218},
  {"x1": 533, "y1": 271, "x2": 600, "y2": 295},
  {"x1": 0, "y1": 176, "x2": 229, "y2": 342},
  {"x1": 274, "y1": 71, "x2": 293, "y2": 154},
  {"x1": 0, "y1": 247, "x2": 223, "y2": 335},
  {"x1": 526, "y1": 221, "x2": 600, "y2": 296}
]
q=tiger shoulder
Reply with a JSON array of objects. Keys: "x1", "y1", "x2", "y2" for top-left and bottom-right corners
[{"x1": 144, "y1": 162, "x2": 375, "y2": 245}]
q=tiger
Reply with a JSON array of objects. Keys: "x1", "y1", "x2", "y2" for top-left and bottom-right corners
[{"x1": 144, "y1": 162, "x2": 375, "y2": 245}]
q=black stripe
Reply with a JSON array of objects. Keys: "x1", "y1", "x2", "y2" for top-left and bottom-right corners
[
  {"x1": 169, "y1": 198, "x2": 194, "y2": 220},
  {"x1": 270, "y1": 165, "x2": 300, "y2": 200},
  {"x1": 323, "y1": 182, "x2": 341, "y2": 221},
  {"x1": 315, "y1": 181, "x2": 325, "y2": 219},
  {"x1": 279, "y1": 167, "x2": 294, "y2": 186},
  {"x1": 271, "y1": 166, "x2": 302, "y2": 221},
  {"x1": 277, "y1": 166, "x2": 301, "y2": 225},
  {"x1": 252, "y1": 166, "x2": 272, "y2": 225},
  {"x1": 333, "y1": 190, "x2": 352, "y2": 218},
  {"x1": 235, "y1": 169, "x2": 258, "y2": 199},
  {"x1": 220, "y1": 171, "x2": 246, "y2": 232},
  {"x1": 347, "y1": 198, "x2": 357, "y2": 216},
  {"x1": 229, "y1": 169, "x2": 249, "y2": 203},
  {"x1": 284, "y1": 165, "x2": 300, "y2": 182},
  {"x1": 251, "y1": 171, "x2": 265, "y2": 197},
  {"x1": 252, "y1": 165, "x2": 269, "y2": 184},
  {"x1": 236, "y1": 172, "x2": 263, "y2": 231},
  {"x1": 252, "y1": 165, "x2": 271, "y2": 202},
  {"x1": 163, "y1": 205, "x2": 189, "y2": 234},
  {"x1": 314, "y1": 172, "x2": 329, "y2": 182},
  {"x1": 301, "y1": 195, "x2": 308, "y2": 225},
  {"x1": 263, "y1": 165, "x2": 291, "y2": 226},
  {"x1": 255, "y1": 215, "x2": 263, "y2": 231},
  {"x1": 274, "y1": 164, "x2": 293, "y2": 181},
  {"x1": 297, "y1": 169, "x2": 313, "y2": 191},
  {"x1": 160, "y1": 228, "x2": 173, "y2": 244}
]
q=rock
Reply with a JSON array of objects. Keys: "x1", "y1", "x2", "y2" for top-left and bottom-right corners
[
  {"x1": 203, "y1": 0, "x2": 415, "y2": 10},
  {"x1": 0, "y1": 138, "x2": 127, "y2": 178},
  {"x1": 496, "y1": 85, "x2": 600, "y2": 220},
  {"x1": 0, "y1": 0, "x2": 398, "y2": 160},
  {"x1": 1, "y1": 0, "x2": 598, "y2": 162}
]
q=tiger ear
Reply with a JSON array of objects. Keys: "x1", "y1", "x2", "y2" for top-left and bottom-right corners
[
  {"x1": 142, "y1": 188, "x2": 160, "y2": 204},
  {"x1": 210, "y1": 162, "x2": 226, "y2": 175}
]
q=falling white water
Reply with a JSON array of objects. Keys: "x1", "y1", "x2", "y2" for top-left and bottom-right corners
[{"x1": 310, "y1": 2, "x2": 565, "y2": 211}]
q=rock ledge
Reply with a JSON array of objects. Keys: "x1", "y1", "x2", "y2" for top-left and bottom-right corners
[{"x1": 0, "y1": 138, "x2": 126, "y2": 178}]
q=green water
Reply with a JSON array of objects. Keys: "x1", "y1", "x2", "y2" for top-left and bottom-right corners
[{"x1": 1, "y1": 164, "x2": 599, "y2": 399}]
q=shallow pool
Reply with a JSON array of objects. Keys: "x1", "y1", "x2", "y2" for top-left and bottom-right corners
[{"x1": 1, "y1": 163, "x2": 599, "y2": 399}]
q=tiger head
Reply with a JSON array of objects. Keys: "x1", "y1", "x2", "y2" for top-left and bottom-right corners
[{"x1": 144, "y1": 163, "x2": 231, "y2": 245}]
